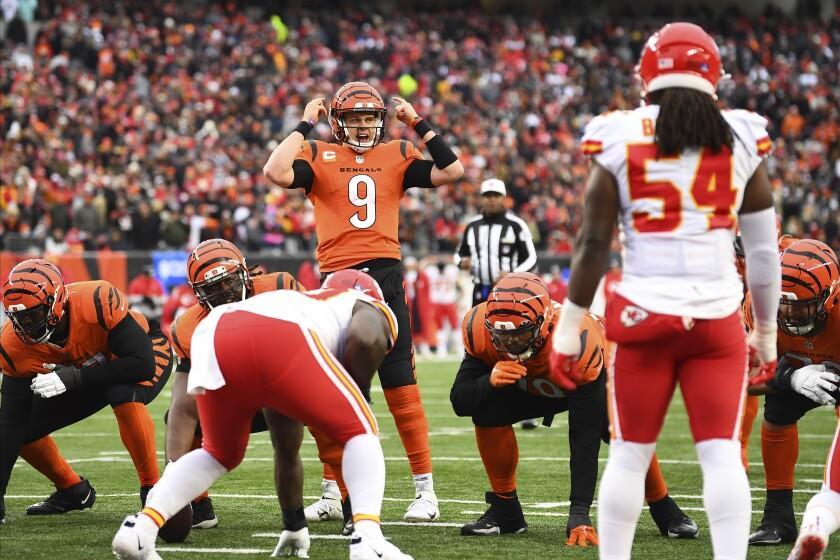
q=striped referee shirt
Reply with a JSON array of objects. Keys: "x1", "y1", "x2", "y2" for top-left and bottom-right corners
[{"x1": 456, "y1": 212, "x2": 538, "y2": 286}]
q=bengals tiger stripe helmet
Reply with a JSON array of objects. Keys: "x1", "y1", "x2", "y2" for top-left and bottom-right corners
[
  {"x1": 328, "y1": 81, "x2": 387, "y2": 153},
  {"x1": 2, "y1": 259, "x2": 68, "y2": 344},
  {"x1": 187, "y1": 239, "x2": 252, "y2": 310},
  {"x1": 779, "y1": 239, "x2": 840, "y2": 336},
  {"x1": 485, "y1": 272, "x2": 556, "y2": 362}
]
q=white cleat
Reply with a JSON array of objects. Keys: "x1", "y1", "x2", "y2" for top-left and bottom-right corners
[
  {"x1": 304, "y1": 480, "x2": 343, "y2": 522},
  {"x1": 787, "y1": 530, "x2": 828, "y2": 560},
  {"x1": 349, "y1": 532, "x2": 414, "y2": 560},
  {"x1": 112, "y1": 514, "x2": 163, "y2": 560},
  {"x1": 403, "y1": 490, "x2": 440, "y2": 522}
]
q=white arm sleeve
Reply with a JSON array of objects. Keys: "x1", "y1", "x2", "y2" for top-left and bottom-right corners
[{"x1": 739, "y1": 207, "x2": 781, "y2": 326}]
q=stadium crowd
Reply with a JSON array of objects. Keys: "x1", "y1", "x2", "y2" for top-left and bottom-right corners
[{"x1": 1, "y1": 1, "x2": 839, "y2": 256}]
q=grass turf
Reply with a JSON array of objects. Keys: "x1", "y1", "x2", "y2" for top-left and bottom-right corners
[{"x1": 1, "y1": 359, "x2": 835, "y2": 559}]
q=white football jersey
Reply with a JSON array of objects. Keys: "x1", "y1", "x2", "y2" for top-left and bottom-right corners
[
  {"x1": 581, "y1": 104, "x2": 771, "y2": 318},
  {"x1": 188, "y1": 289, "x2": 397, "y2": 394},
  {"x1": 424, "y1": 264, "x2": 459, "y2": 305}
]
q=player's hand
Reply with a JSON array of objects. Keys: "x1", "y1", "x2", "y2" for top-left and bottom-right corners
[
  {"x1": 302, "y1": 98, "x2": 327, "y2": 124},
  {"x1": 791, "y1": 364, "x2": 839, "y2": 406},
  {"x1": 32, "y1": 364, "x2": 82, "y2": 398},
  {"x1": 549, "y1": 328, "x2": 580, "y2": 391},
  {"x1": 489, "y1": 361, "x2": 527, "y2": 387},
  {"x1": 392, "y1": 96, "x2": 419, "y2": 125},
  {"x1": 272, "y1": 527, "x2": 310, "y2": 558},
  {"x1": 566, "y1": 525, "x2": 599, "y2": 547},
  {"x1": 747, "y1": 323, "x2": 777, "y2": 386}
]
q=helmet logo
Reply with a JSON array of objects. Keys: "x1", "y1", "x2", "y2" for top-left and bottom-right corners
[
  {"x1": 493, "y1": 320, "x2": 517, "y2": 330},
  {"x1": 658, "y1": 58, "x2": 674, "y2": 69},
  {"x1": 7, "y1": 304, "x2": 26, "y2": 312}
]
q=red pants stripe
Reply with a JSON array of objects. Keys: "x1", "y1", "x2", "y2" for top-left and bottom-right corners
[{"x1": 826, "y1": 417, "x2": 840, "y2": 492}]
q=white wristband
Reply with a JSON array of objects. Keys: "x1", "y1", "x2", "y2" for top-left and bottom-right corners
[{"x1": 553, "y1": 299, "x2": 588, "y2": 355}]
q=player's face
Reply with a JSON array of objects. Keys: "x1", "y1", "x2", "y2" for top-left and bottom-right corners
[
  {"x1": 486, "y1": 319, "x2": 538, "y2": 357},
  {"x1": 7, "y1": 303, "x2": 51, "y2": 344},
  {"x1": 481, "y1": 193, "x2": 505, "y2": 216},
  {"x1": 343, "y1": 112, "x2": 381, "y2": 147},
  {"x1": 778, "y1": 297, "x2": 820, "y2": 335},
  {"x1": 194, "y1": 271, "x2": 247, "y2": 309}
]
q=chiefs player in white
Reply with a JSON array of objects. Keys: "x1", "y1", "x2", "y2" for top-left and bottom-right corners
[
  {"x1": 550, "y1": 22, "x2": 781, "y2": 560},
  {"x1": 112, "y1": 270, "x2": 412, "y2": 560}
]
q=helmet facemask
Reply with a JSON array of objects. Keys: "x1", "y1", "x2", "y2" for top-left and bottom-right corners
[
  {"x1": 778, "y1": 292, "x2": 828, "y2": 336},
  {"x1": 486, "y1": 315, "x2": 545, "y2": 362},
  {"x1": 331, "y1": 109, "x2": 386, "y2": 153},
  {"x1": 7, "y1": 301, "x2": 54, "y2": 344},
  {"x1": 192, "y1": 267, "x2": 249, "y2": 310}
]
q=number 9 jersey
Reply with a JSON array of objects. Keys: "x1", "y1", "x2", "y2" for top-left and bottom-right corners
[{"x1": 582, "y1": 106, "x2": 771, "y2": 319}]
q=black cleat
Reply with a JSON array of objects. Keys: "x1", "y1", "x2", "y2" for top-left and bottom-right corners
[
  {"x1": 341, "y1": 496, "x2": 354, "y2": 536},
  {"x1": 750, "y1": 489, "x2": 797, "y2": 546},
  {"x1": 749, "y1": 523, "x2": 797, "y2": 546},
  {"x1": 192, "y1": 497, "x2": 219, "y2": 529},
  {"x1": 26, "y1": 478, "x2": 96, "y2": 515},
  {"x1": 649, "y1": 495, "x2": 699, "y2": 539},
  {"x1": 140, "y1": 485, "x2": 152, "y2": 508},
  {"x1": 460, "y1": 491, "x2": 528, "y2": 536}
]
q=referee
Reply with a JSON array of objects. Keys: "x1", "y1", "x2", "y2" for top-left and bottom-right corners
[{"x1": 456, "y1": 178, "x2": 538, "y2": 305}]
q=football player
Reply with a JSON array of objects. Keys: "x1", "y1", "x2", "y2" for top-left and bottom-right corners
[
  {"x1": 165, "y1": 239, "x2": 304, "y2": 529},
  {"x1": 745, "y1": 239, "x2": 840, "y2": 549},
  {"x1": 549, "y1": 22, "x2": 781, "y2": 560},
  {"x1": 450, "y1": 273, "x2": 697, "y2": 545},
  {"x1": 263, "y1": 81, "x2": 464, "y2": 522},
  {"x1": 0, "y1": 259, "x2": 172, "y2": 523},
  {"x1": 113, "y1": 270, "x2": 413, "y2": 560}
]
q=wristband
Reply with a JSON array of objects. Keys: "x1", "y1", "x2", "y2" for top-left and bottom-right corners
[
  {"x1": 282, "y1": 507, "x2": 307, "y2": 531},
  {"x1": 411, "y1": 118, "x2": 432, "y2": 138},
  {"x1": 294, "y1": 120, "x2": 314, "y2": 138}
]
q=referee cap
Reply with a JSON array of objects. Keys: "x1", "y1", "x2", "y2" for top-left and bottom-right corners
[{"x1": 480, "y1": 178, "x2": 506, "y2": 196}]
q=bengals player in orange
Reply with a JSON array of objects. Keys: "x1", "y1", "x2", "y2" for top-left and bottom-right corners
[
  {"x1": 449, "y1": 273, "x2": 697, "y2": 544},
  {"x1": 0, "y1": 259, "x2": 172, "y2": 524},
  {"x1": 743, "y1": 239, "x2": 840, "y2": 547},
  {"x1": 263, "y1": 81, "x2": 464, "y2": 522},
  {"x1": 166, "y1": 239, "x2": 304, "y2": 530}
]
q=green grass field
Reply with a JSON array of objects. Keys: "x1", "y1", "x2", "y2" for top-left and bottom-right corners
[{"x1": 2, "y1": 359, "x2": 836, "y2": 559}]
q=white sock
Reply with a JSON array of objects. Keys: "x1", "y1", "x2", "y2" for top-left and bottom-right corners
[
  {"x1": 413, "y1": 473, "x2": 434, "y2": 494},
  {"x1": 342, "y1": 433, "x2": 385, "y2": 538},
  {"x1": 321, "y1": 478, "x2": 340, "y2": 499},
  {"x1": 696, "y1": 439, "x2": 751, "y2": 560},
  {"x1": 597, "y1": 440, "x2": 655, "y2": 560},
  {"x1": 144, "y1": 449, "x2": 227, "y2": 521},
  {"x1": 800, "y1": 486, "x2": 840, "y2": 537}
]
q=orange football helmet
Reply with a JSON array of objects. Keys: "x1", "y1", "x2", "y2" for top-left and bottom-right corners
[
  {"x1": 2, "y1": 259, "x2": 68, "y2": 344},
  {"x1": 187, "y1": 239, "x2": 252, "y2": 310},
  {"x1": 322, "y1": 269, "x2": 384, "y2": 301},
  {"x1": 779, "y1": 239, "x2": 840, "y2": 336},
  {"x1": 328, "y1": 81, "x2": 387, "y2": 152},
  {"x1": 485, "y1": 272, "x2": 556, "y2": 361}
]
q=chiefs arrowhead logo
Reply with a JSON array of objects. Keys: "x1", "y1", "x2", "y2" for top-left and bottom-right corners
[{"x1": 620, "y1": 306, "x2": 649, "y2": 328}]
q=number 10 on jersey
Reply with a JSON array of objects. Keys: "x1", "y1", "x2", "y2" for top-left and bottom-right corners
[{"x1": 348, "y1": 174, "x2": 376, "y2": 229}]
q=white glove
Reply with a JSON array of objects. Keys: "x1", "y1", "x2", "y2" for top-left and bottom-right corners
[
  {"x1": 31, "y1": 371, "x2": 68, "y2": 399},
  {"x1": 790, "y1": 364, "x2": 839, "y2": 406},
  {"x1": 272, "y1": 527, "x2": 310, "y2": 558}
]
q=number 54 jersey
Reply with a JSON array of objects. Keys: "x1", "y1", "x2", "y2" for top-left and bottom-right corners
[{"x1": 582, "y1": 105, "x2": 772, "y2": 319}]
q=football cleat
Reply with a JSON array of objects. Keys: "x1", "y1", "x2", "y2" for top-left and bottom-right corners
[
  {"x1": 304, "y1": 480, "x2": 343, "y2": 522},
  {"x1": 192, "y1": 497, "x2": 219, "y2": 529},
  {"x1": 787, "y1": 529, "x2": 829, "y2": 560},
  {"x1": 648, "y1": 495, "x2": 699, "y2": 539},
  {"x1": 403, "y1": 491, "x2": 440, "y2": 522},
  {"x1": 460, "y1": 491, "x2": 527, "y2": 536},
  {"x1": 26, "y1": 477, "x2": 96, "y2": 515},
  {"x1": 348, "y1": 532, "x2": 414, "y2": 560},
  {"x1": 112, "y1": 514, "x2": 162, "y2": 560},
  {"x1": 750, "y1": 523, "x2": 798, "y2": 546}
]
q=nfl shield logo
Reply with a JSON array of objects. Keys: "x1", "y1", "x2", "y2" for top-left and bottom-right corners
[{"x1": 356, "y1": 155, "x2": 364, "y2": 164}]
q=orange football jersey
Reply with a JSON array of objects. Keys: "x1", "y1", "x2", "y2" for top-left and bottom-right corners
[
  {"x1": 296, "y1": 139, "x2": 423, "y2": 272},
  {"x1": 462, "y1": 301, "x2": 608, "y2": 399},
  {"x1": 0, "y1": 281, "x2": 166, "y2": 381},
  {"x1": 170, "y1": 272, "x2": 302, "y2": 361}
]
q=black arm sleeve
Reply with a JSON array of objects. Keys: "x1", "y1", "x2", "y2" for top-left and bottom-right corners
[
  {"x1": 0, "y1": 375, "x2": 34, "y2": 500},
  {"x1": 290, "y1": 160, "x2": 314, "y2": 193},
  {"x1": 77, "y1": 314, "x2": 156, "y2": 386},
  {"x1": 449, "y1": 353, "x2": 494, "y2": 418},
  {"x1": 767, "y1": 356, "x2": 797, "y2": 392},
  {"x1": 566, "y1": 371, "x2": 608, "y2": 513},
  {"x1": 402, "y1": 159, "x2": 436, "y2": 190},
  {"x1": 175, "y1": 357, "x2": 191, "y2": 374}
]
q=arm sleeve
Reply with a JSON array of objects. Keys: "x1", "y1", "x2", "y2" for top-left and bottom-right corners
[
  {"x1": 566, "y1": 371, "x2": 608, "y2": 511},
  {"x1": 175, "y1": 357, "x2": 191, "y2": 374},
  {"x1": 77, "y1": 314, "x2": 157, "y2": 386},
  {"x1": 739, "y1": 207, "x2": 782, "y2": 326},
  {"x1": 449, "y1": 353, "x2": 494, "y2": 418},
  {"x1": 512, "y1": 220, "x2": 538, "y2": 272},
  {"x1": 0, "y1": 374, "x2": 34, "y2": 500},
  {"x1": 402, "y1": 160, "x2": 435, "y2": 190},
  {"x1": 290, "y1": 159, "x2": 314, "y2": 192}
]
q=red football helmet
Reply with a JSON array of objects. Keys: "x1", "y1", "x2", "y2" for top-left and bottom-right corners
[
  {"x1": 485, "y1": 272, "x2": 556, "y2": 361},
  {"x1": 637, "y1": 22, "x2": 725, "y2": 98},
  {"x1": 187, "y1": 239, "x2": 252, "y2": 310},
  {"x1": 328, "y1": 81, "x2": 387, "y2": 152},
  {"x1": 322, "y1": 269, "x2": 384, "y2": 301},
  {"x1": 2, "y1": 259, "x2": 68, "y2": 344},
  {"x1": 779, "y1": 239, "x2": 840, "y2": 336}
]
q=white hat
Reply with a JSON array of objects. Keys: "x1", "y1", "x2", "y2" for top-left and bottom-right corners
[{"x1": 480, "y1": 178, "x2": 506, "y2": 196}]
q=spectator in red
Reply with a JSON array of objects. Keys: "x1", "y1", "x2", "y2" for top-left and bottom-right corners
[
  {"x1": 127, "y1": 266, "x2": 166, "y2": 322},
  {"x1": 160, "y1": 283, "x2": 197, "y2": 338},
  {"x1": 545, "y1": 265, "x2": 568, "y2": 303}
]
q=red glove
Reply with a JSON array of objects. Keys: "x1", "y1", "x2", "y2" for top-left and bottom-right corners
[
  {"x1": 566, "y1": 525, "x2": 599, "y2": 547},
  {"x1": 489, "y1": 361, "x2": 527, "y2": 387}
]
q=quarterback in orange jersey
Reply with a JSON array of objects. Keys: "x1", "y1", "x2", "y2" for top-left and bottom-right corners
[
  {"x1": 449, "y1": 273, "x2": 697, "y2": 544},
  {"x1": 742, "y1": 239, "x2": 840, "y2": 550},
  {"x1": 263, "y1": 81, "x2": 464, "y2": 522},
  {"x1": 0, "y1": 259, "x2": 172, "y2": 525},
  {"x1": 166, "y1": 239, "x2": 304, "y2": 531}
]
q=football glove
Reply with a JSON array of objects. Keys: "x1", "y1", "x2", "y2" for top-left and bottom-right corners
[
  {"x1": 791, "y1": 364, "x2": 839, "y2": 406},
  {"x1": 31, "y1": 364, "x2": 83, "y2": 398},
  {"x1": 548, "y1": 328, "x2": 580, "y2": 392},
  {"x1": 566, "y1": 525, "x2": 599, "y2": 547},
  {"x1": 746, "y1": 323, "x2": 777, "y2": 386},
  {"x1": 489, "y1": 361, "x2": 527, "y2": 387},
  {"x1": 272, "y1": 527, "x2": 310, "y2": 558}
]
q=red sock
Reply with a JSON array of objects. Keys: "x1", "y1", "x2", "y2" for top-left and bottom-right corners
[
  {"x1": 384, "y1": 385, "x2": 432, "y2": 475},
  {"x1": 475, "y1": 425, "x2": 518, "y2": 495},
  {"x1": 113, "y1": 402, "x2": 160, "y2": 487},
  {"x1": 19, "y1": 436, "x2": 82, "y2": 489},
  {"x1": 644, "y1": 453, "x2": 668, "y2": 503},
  {"x1": 762, "y1": 422, "x2": 798, "y2": 490}
]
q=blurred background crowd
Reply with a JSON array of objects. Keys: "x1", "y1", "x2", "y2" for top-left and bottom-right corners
[{"x1": 1, "y1": 0, "x2": 839, "y2": 258}]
